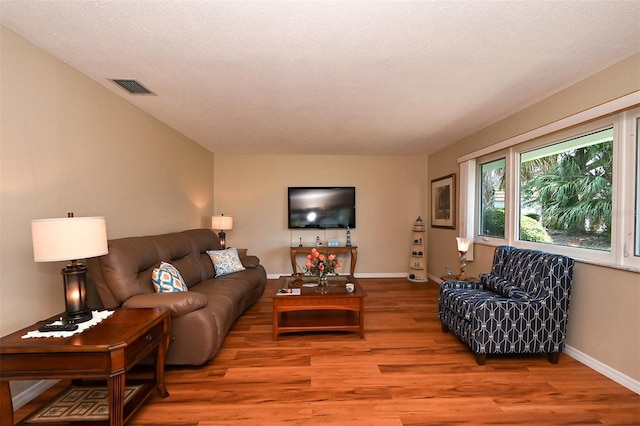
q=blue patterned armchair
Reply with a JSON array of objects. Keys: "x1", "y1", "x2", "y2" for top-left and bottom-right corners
[{"x1": 438, "y1": 245, "x2": 575, "y2": 364}]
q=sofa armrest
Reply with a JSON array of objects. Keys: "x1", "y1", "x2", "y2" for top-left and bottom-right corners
[
  {"x1": 240, "y1": 255, "x2": 260, "y2": 269},
  {"x1": 122, "y1": 291, "x2": 208, "y2": 317}
]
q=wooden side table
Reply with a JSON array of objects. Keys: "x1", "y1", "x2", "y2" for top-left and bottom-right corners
[
  {"x1": 290, "y1": 246, "x2": 358, "y2": 276},
  {"x1": 0, "y1": 308, "x2": 171, "y2": 426}
]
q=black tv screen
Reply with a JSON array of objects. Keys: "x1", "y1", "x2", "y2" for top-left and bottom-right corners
[{"x1": 288, "y1": 187, "x2": 356, "y2": 229}]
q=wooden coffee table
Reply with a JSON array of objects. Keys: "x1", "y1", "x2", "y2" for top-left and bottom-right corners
[
  {"x1": 0, "y1": 308, "x2": 171, "y2": 426},
  {"x1": 272, "y1": 275, "x2": 367, "y2": 339}
]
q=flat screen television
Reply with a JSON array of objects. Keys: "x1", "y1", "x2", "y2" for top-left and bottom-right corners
[{"x1": 288, "y1": 187, "x2": 356, "y2": 229}]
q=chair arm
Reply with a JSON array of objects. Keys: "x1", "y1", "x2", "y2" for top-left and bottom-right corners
[{"x1": 123, "y1": 291, "x2": 208, "y2": 317}]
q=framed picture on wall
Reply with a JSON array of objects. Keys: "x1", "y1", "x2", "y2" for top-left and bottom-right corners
[{"x1": 431, "y1": 174, "x2": 455, "y2": 229}]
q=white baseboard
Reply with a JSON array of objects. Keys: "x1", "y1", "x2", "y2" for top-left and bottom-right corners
[
  {"x1": 267, "y1": 272, "x2": 409, "y2": 279},
  {"x1": 11, "y1": 380, "x2": 58, "y2": 411},
  {"x1": 353, "y1": 272, "x2": 408, "y2": 279},
  {"x1": 564, "y1": 345, "x2": 640, "y2": 395}
]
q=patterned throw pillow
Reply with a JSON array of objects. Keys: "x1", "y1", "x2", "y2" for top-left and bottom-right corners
[
  {"x1": 152, "y1": 262, "x2": 188, "y2": 293},
  {"x1": 207, "y1": 248, "x2": 246, "y2": 277}
]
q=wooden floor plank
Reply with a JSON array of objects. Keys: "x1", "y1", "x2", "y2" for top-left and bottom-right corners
[{"x1": 14, "y1": 278, "x2": 639, "y2": 425}]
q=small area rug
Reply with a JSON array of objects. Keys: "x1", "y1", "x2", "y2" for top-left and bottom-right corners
[{"x1": 26, "y1": 385, "x2": 142, "y2": 423}]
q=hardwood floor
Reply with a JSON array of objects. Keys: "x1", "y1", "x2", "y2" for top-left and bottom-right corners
[{"x1": 16, "y1": 278, "x2": 640, "y2": 425}]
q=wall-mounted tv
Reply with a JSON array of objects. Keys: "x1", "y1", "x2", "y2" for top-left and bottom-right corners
[{"x1": 288, "y1": 187, "x2": 356, "y2": 229}]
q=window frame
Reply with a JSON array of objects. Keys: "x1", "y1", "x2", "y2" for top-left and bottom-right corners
[
  {"x1": 622, "y1": 107, "x2": 640, "y2": 268},
  {"x1": 461, "y1": 98, "x2": 640, "y2": 272},
  {"x1": 477, "y1": 156, "x2": 507, "y2": 241},
  {"x1": 635, "y1": 115, "x2": 640, "y2": 258}
]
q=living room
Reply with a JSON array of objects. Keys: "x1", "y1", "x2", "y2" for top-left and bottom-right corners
[{"x1": 1, "y1": 1, "x2": 639, "y2": 422}]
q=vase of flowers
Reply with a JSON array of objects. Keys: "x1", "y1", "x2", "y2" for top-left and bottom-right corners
[{"x1": 305, "y1": 248, "x2": 342, "y2": 286}]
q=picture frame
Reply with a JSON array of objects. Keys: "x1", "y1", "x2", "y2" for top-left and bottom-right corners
[{"x1": 431, "y1": 173, "x2": 455, "y2": 229}]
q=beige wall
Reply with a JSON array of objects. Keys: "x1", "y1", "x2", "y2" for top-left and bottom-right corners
[
  {"x1": 427, "y1": 53, "x2": 640, "y2": 382},
  {"x1": 213, "y1": 154, "x2": 428, "y2": 277},
  {"x1": 2, "y1": 23, "x2": 638, "y2": 401},
  {"x1": 0, "y1": 27, "x2": 214, "y2": 334}
]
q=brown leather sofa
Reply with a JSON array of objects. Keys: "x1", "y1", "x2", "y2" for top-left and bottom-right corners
[{"x1": 87, "y1": 229, "x2": 267, "y2": 365}]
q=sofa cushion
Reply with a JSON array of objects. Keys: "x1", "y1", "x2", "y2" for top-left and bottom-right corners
[
  {"x1": 207, "y1": 248, "x2": 246, "y2": 277},
  {"x1": 123, "y1": 291, "x2": 208, "y2": 317},
  {"x1": 152, "y1": 262, "x2": 188, "y2": 293}
]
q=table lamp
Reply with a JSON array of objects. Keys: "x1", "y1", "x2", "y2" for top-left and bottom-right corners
[
  {"x1": 456, "y1": 237, "x2": 471, "y2": 280},
  {"x1": 31, "y1": 213, "x2": 108, "y2": 324},
  {"x1": 211, "y1": 214, "x2": 233, "y2": 249}
]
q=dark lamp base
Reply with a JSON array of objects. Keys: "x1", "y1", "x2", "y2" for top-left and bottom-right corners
[
  {"x1": 62, "y1": 262, "x2": 93, "y2": 324},
  {"x1": 64, "y1": 310, "x2": 93, "y2": 324}
]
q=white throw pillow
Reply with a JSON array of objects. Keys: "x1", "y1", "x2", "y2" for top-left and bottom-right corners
[{"x1": 207, "y1": 248, "x2": 246, "y2": 277}]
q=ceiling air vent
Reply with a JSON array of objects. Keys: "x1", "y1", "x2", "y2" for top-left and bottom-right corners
[{"x1": 110, "y1": 79, "x2": 155, "y2": 95}]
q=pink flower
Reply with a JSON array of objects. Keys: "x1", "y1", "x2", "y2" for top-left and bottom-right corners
[
  {"x1": 319, "y1": 264, "x2": 325, "y2": 271},
  {"x1": 336, "y1": 262, "x2": 342, "y2": 269},
  {"x1": 319, "y1": 254, "x2": 326, "y2": 261},
  {"x1": 307, "y1": 254, "x2": 313, "y2": 260},
  {"x1": 305, "y1": 261, "x2": 313, "y2": 268},
  {"x1": 328, "y1": 254, "x2": 336, "y2": 261}
]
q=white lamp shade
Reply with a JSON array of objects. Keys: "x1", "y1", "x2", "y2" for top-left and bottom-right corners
[
  {"x1": 456, "y1": 237, "x2": 470, "y2": 252},
  {"x1": 32, "y1": 216, "x2": 108, "y2": 262},
  {"x1": 211, "y1": 215, "x2": 233, "y2": 230}
]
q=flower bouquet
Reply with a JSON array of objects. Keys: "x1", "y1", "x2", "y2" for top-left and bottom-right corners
[{"x1": 305, "y1": 248, "x2": 342, "y2": 284}]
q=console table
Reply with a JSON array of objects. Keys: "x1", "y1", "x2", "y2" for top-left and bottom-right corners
[
  {"x1": 0, "y1": 308, "x2": 170, "y2": 426},
  {"x1": 290, "y1": 246, "x2": 358, "y2": 276}
]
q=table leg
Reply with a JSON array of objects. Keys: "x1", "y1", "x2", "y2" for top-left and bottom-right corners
[
  {"x1": 272, "y1": 307, "x2": 279, "y2": 340},
  {"x1": 108, "y1": 373, "x2": 125, "y2": 426},
  {"x1": 350, "y1": 247, "x2": 357, "y2": 276},
  {"x1": 290, "y1": 248, "x2": 298, "y2": 274},
  {"x1": 359, "y1": 299, "x2": 365, "y2": 338},
  {"x1": 154, "y1": 318, "x2": 170, "y2": 398},
  {"x1": 1, "y1": 381, "x2": 13, "y2": 426}
]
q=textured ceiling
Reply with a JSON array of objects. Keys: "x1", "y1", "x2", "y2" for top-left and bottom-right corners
[{"x1": 1, "y1": 1, "x2": 639, "y2": 156}]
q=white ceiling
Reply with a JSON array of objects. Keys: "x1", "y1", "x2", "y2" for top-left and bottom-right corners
[{"x1": 1, "y1": 1, "x2": 639, "y2": 156}]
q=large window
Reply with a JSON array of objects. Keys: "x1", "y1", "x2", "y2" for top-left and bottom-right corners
[
  {"x1": 463, "y1": 102, "x2": 640, "y2": 270},
  {"x1": 519, "y1": 127, "x2": 613, "y2": 251},
  {"x1": 479, "y1": 158, "x2": 506, "y2": 238}
]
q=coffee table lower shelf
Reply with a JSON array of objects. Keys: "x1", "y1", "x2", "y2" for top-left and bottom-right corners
[{"x1": 276, "y1": 309, "x2": 362, "y2": 338}]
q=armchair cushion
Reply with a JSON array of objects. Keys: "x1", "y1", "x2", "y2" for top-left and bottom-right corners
[{"x1": 482, "y1": 274, "x2": 530, "y2": 299}]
